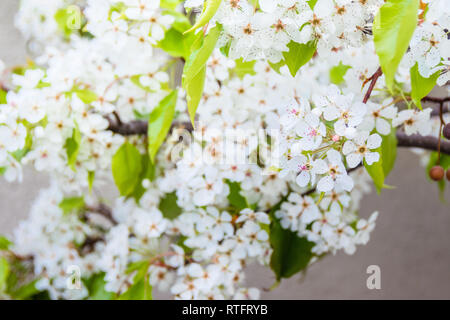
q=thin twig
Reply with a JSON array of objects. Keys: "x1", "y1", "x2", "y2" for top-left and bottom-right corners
[{"x1": 362, "y1": 67, "x2": 383, "y2": 104}]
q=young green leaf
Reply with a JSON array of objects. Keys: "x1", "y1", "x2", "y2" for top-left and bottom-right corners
[
  {"x1": 410, "y1": 63, "x2": 440, "y2": 109},
  {"x1": 73, "y1": 88, "x2": 98, "y2": 104},
  {"x1": 64, "y1": 126, "x2": 81, "y2": 171},
  {"x1": 148, "y1": 90, "x2": 178, "y2": 162},
  {"x1": 226, "y1": 181, "x2": 248, "y2": 210},
  {"x1": 0, "y1": 257, "x2": 10, "y2": 292},
  {"x1": 112, "y1": 142, "x2": 143, "y2": 196},
  {"x1": 117, "y1": 276, "x2": 152, "y2": 300},
  {"x1": 232, "y1": 58, "x2": 256, "y2": 79},
  {"x1": 184, "y1": 0, "x2": 223, "y2": 34},
  {"x1": 381, "y1": 128, "x2": 398, "y2": 177},
  {"x1": 270, "y1": 217, "x2": 315, "y2": 281},
  {"x1": 364, "y1": 129, "x2": 398, "y2": 193},
  {"x1": 159, "y1": 192, "x2": 183, "y2": 220},
  {"x1": 329, "y1": 62, "x2": 351, "y2": 85},
  {"x1": 373, "y1": 0, "x2": 419, "y2": 91},
  {"x1": 0, "y1": 236, "x2": 12, "y2": 250},
  {"x1": 282, "y1": 40, "x2": 317, "y2": 77},
  {"x1": 84, "y1": 273, "x2": 115, "y2": 300},
  {"x1": 59, "y1": 196, "x2": 85, "y2": 215},
  {"x1": 182, "y1": 24, "x2": 222, "y2": 125}
]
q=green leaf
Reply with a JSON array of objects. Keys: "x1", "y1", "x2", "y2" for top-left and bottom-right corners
[
  {"x1": 182, "y1": 24, "x2": 222, "y2": 125},
  {"x1": 0, "y1": 257, "x2": 10, "y2": 292},
  {"x1": 373, "y1": 0, "x2": 419, "y2": 91},
  {"x1": 329, "y1": 62, "x2": 351, "y2": 85},
  {"x1": 268, "y1": 60, "x2": 286, "y2": 74},
  {"x1": 364, "y1": 129, "x2": 397, "y2": 193},
  {"x1": 148, "y1": 90, "x2": 178, "y2": 162},
  {"x1": 270, "y1": 216, "x2": 314, "y2": 281},
  {"x1": 0, "y1": 88, "x2": 7, "y2": 104},
  {"x1": 84, "y1": 273, "x2": 114, "y2": 300},
  {"x1": 0, "y1": 236, "x2": 12, "y2": 250},
  {"x1": 55, "y1": 8, "x2": 73, "y2": 39},
  {"x1": 73, "y1": 88, "x2": 98, "y2": 104},
  {"x1": 12, "y1": 279, "x2": 41, "y2": 300},
  {"x1": 112, "y1": 142, "x2": 143, "y2": 196},
  {"x1": 131, "y1": 154, "x2": 156, "y2": 202},
  {"x1": 160, "y1": 0, "x2": 184, "y2": 10},
  {"x1": 185, "y1": 66, "x2": 206, "y2": 126},
  {"x1": 59, "y1": 196, "x2": 85, "y2": 215},
  {"x1": 184, "y1": 0, "x2": 223, "y2": 34},
  {"x1": 64, "y1": 126, "x2": 81, "y2": 170},
  {"x1": 232, "y1": 58, "x2": 256, "y2": 79},
  {"x1": 226, "y1": 181, "x2": 248, "y2": 210},
  {"x1": 381, "y1": 128, "x2": 398, "y2": 177},
  {"x1": 88, "y1": 171, "x2": 95, "y2": 192},
  {"x1": 410, "y1": 62, "x2": 440, "y2": 109},
  {"x1": 282, "y1": 40, "x2": 316, "y2": 77},
  {"x1": 159, "y1": 192, "x2": 182, "y2": 220},
  {"x1": 159, "y1": 28, "x2": 194, "y2": 59},
  {"x1": 307, "y1": 0, "x2": 319, "y2": 9},
  {"x1": 117, "y1": 276, "x2": 152, "y2": 300},
  {"x1": 364, "y1": 156, "x2": 385, "y2": 193}
]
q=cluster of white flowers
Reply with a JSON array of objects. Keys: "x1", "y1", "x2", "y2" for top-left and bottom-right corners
[
  {"x1": 403, "y1": 0, "x2": 449, "y2": 84},
  {"x1": 185, "y1": 0, "x2": 383, "y2": 62},
  {"x1": 1, "y1": 0, "x2": 448, "y2": 300}
]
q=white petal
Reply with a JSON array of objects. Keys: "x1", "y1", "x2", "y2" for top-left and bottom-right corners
[
  {"x1": 365, "y1": 151, "x2": 380, "y2": 165},
  {"x1": 367, "y1": 134, "x2": 382, "y2": 149}
]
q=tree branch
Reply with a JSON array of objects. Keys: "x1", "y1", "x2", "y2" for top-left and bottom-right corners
[
  {"x1": 107, "y1": 117, "x2": 193, "y2": 135},
  {"x1": 396, "y1": 131, "x2": 450, "y2": 154},
  {"x1": 363, "y1": 67, "x2": 383, "y2": 104}
]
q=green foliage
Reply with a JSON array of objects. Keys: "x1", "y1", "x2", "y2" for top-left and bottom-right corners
[
  {"x1": 54, "y1": 8, "x2": 73, "y2": 39},
  {"x1": 226, "y1": 181, "x2": 248, "y2": 211},
  {"x1": 11, "y1": 279, "x2": 41, "y2": 300},
  {"x1": 112, "y1": 142, "x2": 143, "y2": 197},
  {"x1": 232, "y1": 58, "x2": 256, "y2": 79},
  {"x1": 184, "y1": 0, "x2": 223, "y2": 34},
  {"x1": 158, "y1": 11, "x2": 196, "y2": 59},
  {"x1": 329, "y1": 62, "x2": 351, "y2": 85},
  {"x1": 64, "y1": 126, "x2": 81, "y2": 170},
  {"x1": 132, "y1": 154, "x2": 156, "y2": 202},
  {"x1": 410, "y1": 63, "x2": 440, "y2": 109},
  {"x1": 0, "y1": 236, "x2": 12, "y2": 250},
  {"x1": 270, "y1": 215, "x2": 315, "y2": 281},
  {"x1": 148, "y1": 90, "x2": 178, "y2": 162},
  {"x1": 182, "y1": 24, "x2": 222, "y2": 126},
  {"x1": 373, "y1": 0, "x2": 419, "y2": 91},
  {"x1": 364, "y1": 129, "x2": 398, "y2": 193},
  {"x1": 72, "y1": 88, "x2": 98, "y2": 104},
  {"x1": 118, "y1": 261, "x2": 152, "y2": 300},
  {"x1": 159, "y1": 192, "x2": 183, "y2": 220},
  {"x1": 84, "y1": 273, "x2": 114, "y2": 300},
  {"x1": 160, "y1": 0, "x2": 184, "y2": 10},
  {"x1": 59, "y1": 196, "x2": 85, "y2": 215},
  {"x1": 0, "y1": 88, "x2": 7, "y2": 104},
  {"x1": 0, "y1": 257, "x2": 9, "y2": 292},
  {"x1": 281, "y1": 40, "x2": 317, "y2": 77},
  {"x1": 88, "y1": 171, "x2": 95, "y2": 192},
  {"x1": 307, "y1": 0, "x2": 318, "y2": 9}
]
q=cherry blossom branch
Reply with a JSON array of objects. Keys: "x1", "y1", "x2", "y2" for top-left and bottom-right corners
[
  {"x1": 362, "y1": 67, "x2": 383, "y2": 104},
  {"x1": 107, "y1": 116, "x2": 193, "y2": 135},
  {"x1": 396, "y1": 131, "x2": 450, "y2": 154},
  {"x1": 85, "y1": 203, "x2": 117, "y2": 225}
]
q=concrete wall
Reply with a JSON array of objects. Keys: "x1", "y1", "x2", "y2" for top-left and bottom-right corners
[{"x1": 0, "y1": 0, "x2": 449, "y2": 299}]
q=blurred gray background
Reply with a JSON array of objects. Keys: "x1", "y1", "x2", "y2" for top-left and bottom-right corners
[{"x1": 1, "y1": 0, "x2": 449, "y2": 299}]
